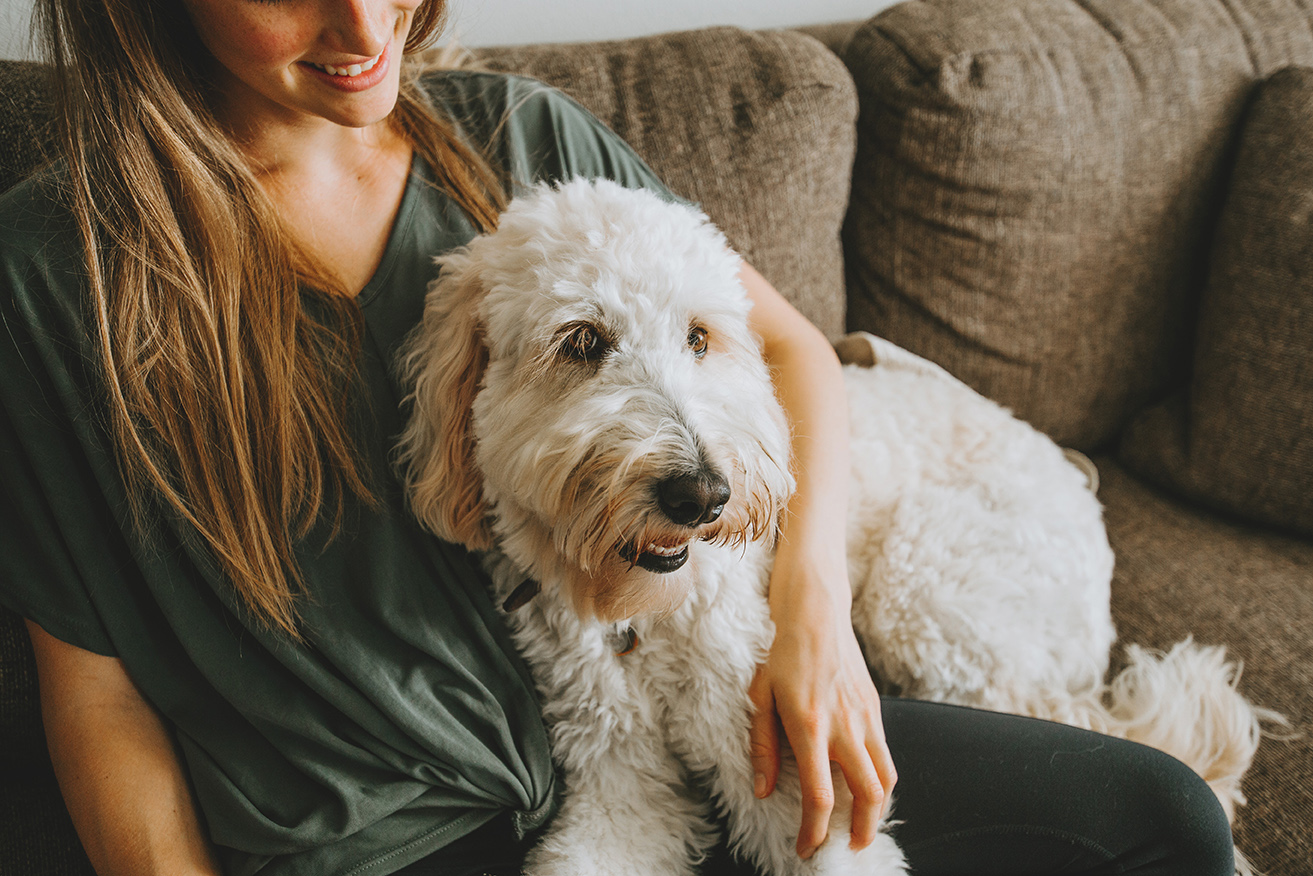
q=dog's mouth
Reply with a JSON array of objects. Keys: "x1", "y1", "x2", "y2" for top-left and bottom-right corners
[{"x1": 618, "y1": 538, "x2": 692, "y2": 573}]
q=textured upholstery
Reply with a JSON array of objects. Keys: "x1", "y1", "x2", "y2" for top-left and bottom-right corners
[
  {"x1": 1120, "y1": 66, "x2": 1313, "y2": 536},
  {"x1": 842, "y1": 0, "x2": 1313, "y2": 450},
  {"x1": 837, "y1": 6, "x2": 1313, "y2": 869},
  {"x1": 0, "y1": 608, "x2": 44, "y2": 773},
  {"x1": 1099, "y1": 456, "x2": 1313, "y2": 871}
]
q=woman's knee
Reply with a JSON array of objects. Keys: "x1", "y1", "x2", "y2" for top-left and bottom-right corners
[{"x1": 1124, "y1": 744, "x2": 1235, "y2": 876}]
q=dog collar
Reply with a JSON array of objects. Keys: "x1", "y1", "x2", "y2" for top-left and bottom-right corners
[
  {"x1": 502, "y1": 579, "x2": 638, "y2": 656},
  {"x1": 502, "y1": 578, "x2": 541, "y2": 612}
]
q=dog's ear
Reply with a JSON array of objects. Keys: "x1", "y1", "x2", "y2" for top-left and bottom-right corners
[{"x1": 397, "y1": 253, "x2": 494, "y2": 550}]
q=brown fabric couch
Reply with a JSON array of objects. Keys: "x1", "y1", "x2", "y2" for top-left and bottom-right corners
[{"x1": 2, "y1": 0, "x2": 1310, "y2": 872}]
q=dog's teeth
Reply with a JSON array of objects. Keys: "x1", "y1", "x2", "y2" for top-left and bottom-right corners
[{"x1": 645, "y1": 543, "x2": 685, "y2": 557}]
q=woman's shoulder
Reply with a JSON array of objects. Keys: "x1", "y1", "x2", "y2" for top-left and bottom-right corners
[
  {"x1": 416, "y1": 68, "x2": 669, "y2": 195},
  {"x1": 0, "y1": 166, "x2": 93, "y2": 356},
  {"x1": 418, "y1": 68, "x2": 573, "y2": 122},
  {"x1": 0, "y1": 164, "x2": 83, "y2": 277},
  {"x1": 416, "y1": 68, "x2": 596, "y2": 154}
]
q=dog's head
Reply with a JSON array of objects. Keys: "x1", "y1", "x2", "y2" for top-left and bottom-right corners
[{"x1": 398, "y1": 179, "x2": 795, "y2": 621}]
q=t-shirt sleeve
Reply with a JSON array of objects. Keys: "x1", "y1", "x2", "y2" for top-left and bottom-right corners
[
  {"x1": 0, "y1": 403, "x2": 116, "y2": 656},
  {"x1": 0, "y1": 178, "x2": 120, "y2": 657}
]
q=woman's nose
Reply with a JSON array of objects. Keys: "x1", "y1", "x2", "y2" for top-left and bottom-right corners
[{"x1": 321, "y1": 0, "x2": 394, "y2": 56}]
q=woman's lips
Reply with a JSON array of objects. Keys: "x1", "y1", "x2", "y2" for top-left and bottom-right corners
[{"x1": 301, "y1": 43, "x2": 391, "y2": 93}]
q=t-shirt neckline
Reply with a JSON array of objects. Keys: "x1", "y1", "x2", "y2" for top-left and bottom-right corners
[{"x1": 357, "y1": 151, "x2": 426, "y2": 310}]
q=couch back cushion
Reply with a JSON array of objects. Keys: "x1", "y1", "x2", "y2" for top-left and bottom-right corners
[
  {"x1": 1119, "y1": 66, "x2": 1313, "y2": 536},
  {"x1": 842, "y1": 0, "x2": 1313, "y2": 449},
  {"x1": 478, "y1": 27, "x2": 858, "y2": 339}
]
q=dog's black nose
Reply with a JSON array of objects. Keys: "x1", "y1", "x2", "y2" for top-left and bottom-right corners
[{"x1": 657, "y1": 469, "x2": 731, "y2": 526}]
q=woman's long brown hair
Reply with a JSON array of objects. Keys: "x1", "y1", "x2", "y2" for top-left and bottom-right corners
[{"x1": 34, "y1": 0, "x2": 504, "y2": 637}]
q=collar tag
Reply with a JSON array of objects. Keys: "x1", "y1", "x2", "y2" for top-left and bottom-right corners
[{"x1": 609, "y1": 624, "x2": 639, "y2": 656}]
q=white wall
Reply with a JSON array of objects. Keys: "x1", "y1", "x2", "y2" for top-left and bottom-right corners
[
  {"x1": 0, "y1": 0, "x2": 889, "y2": 61},
  {"x1": 445, "y1": 0, "x2": 886, "y2": 46},
  {"x1": 1, "y1": 0, "x2": 36, "y2": 61}
]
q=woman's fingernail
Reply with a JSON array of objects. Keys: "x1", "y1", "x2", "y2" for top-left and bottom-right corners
[
  {"x1": 754, "y1": 772, "x2": 767, "y2": 798},
  {"x1": 799, "y1": 844, "x2": 817, "y2": 859}
]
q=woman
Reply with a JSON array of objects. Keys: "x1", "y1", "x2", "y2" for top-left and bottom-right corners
[{"x1": 0, "y1": 1, "x2": 1235, "y2": 874}]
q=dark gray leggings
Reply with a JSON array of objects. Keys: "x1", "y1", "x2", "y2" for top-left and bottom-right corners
[{"x1": 395, "y1": 697, "x2": 1235, "y2": 876}]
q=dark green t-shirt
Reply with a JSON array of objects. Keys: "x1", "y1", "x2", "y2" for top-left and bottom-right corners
[{"x1": 0, "y1": 71, "x2": 670, "y2": 876}]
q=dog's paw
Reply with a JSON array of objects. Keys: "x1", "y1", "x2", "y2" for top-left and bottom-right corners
[
  {"x1": 523, "y1": 840, "x2": 699, "y2": 876},
  {"x1": 521, "y1": 852, "x2": 605, "y2": 876},
  {"x1": 806, "y1": 832, "x2": 907, "y2": 876}
]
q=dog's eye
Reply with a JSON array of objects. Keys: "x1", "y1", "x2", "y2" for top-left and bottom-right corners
[
  {"x1": 563, "y1": 323, "x2": 609, "y2": 363},
  {"x1": 688, "y1": 326, "x2": 709, "y2": 359}
]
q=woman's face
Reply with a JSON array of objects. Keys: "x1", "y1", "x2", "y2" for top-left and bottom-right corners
[{"x1": 181, "y1": 0, "x2": 426, "y2": 132}]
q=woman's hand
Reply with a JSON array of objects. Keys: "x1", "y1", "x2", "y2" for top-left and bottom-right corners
[
  {"x1": 748, "y1": 544, "x2": 897, "y2": 859},
  {"x1": 738, "y1": 260, "x2": 896, "y2": 858}
]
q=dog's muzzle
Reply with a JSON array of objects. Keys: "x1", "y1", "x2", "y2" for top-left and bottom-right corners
[
  {"x1": 657, "y1": 469, "x2": 731, "y2": 528},
  {"x1": 618, "y1": 468, "x2": 731, "y2": 574}
]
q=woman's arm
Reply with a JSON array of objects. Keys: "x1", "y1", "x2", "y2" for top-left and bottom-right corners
[
  {"x1": 25, "y1": 621, "x2": 222, "y2": 876},
  {"x1": 738, "y1": 263, "x2": 897, "y2": 860}
]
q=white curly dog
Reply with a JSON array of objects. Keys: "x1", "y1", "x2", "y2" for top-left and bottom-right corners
[{"x1": 397, "y1": 178, "x2": 1264, "y2": 876}]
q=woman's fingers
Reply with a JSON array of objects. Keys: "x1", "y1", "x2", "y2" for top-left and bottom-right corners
[
  {"x1": 773, "y1": 663, "x2": 898, "y2": 858},
  {"x1": 870, "y1": 732, "x2": 899, "y2": 818},
  {"x1": 747, "y1": 668, "x2": 782, "y2": 799},
  {"x1": 785, "y1": 709, "x2": 836, "y2": 858},
  {"x1": 836, "y1": 732, "x2": 885, "y2": 848}
]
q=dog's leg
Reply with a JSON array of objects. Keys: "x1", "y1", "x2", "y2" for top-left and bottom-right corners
[
  {"x1": 507, "y1": 603, "x2": 719, "y2": 876},
  {"x1": 719, "y1": 756, "x2": 906, "y2": 876},
  {"x1": 658, "y1": 581, "x2": 908, "y2": 876},
  {"x1": 671, "y1": 686, "x2": 907, "y2": 876},
  {"x1": 523, "y1": 750, "x2": 717, "y2": 876}
]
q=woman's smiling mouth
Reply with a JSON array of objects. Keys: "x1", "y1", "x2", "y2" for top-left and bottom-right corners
[
  {"x1": 310, "y1": 54, "x2": 382, "y2": 77},
  {"x1": 299, "y1": 43, "x2": 392, "y2": 92}
]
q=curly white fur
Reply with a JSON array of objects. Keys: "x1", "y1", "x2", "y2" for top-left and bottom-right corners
[{"x1": 397, "y1": 178, "x2": 1265, "y2": 876}]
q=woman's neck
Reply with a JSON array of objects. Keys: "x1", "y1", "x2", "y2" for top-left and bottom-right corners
[
  {"x1": 242, "y1": 117, "x2": 416, "y2": 297},
  {"x1": 234, "y1": 112, "x2": 397, "y2": 177}
]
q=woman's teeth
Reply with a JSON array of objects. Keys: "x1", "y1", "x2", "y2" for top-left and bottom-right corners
[{"x1": 314, "y1": 55, "x2": 380, "y2": 77}]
